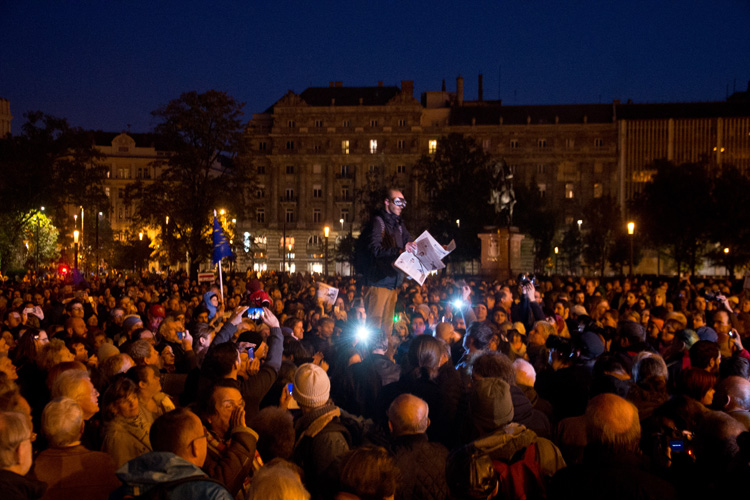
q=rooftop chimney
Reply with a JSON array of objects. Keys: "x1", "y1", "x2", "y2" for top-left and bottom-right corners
[
  {"x1": 378, "y1": 81, "x2": 383, "y2": 87},
  {"x1": 401, "y1": 80, "x2": 414, "y2": 97},
  {"x1": 478, "y1": 74, "x2": 483, "y2": 101},
  {"x1": 329, "y1": 82, "x2": 335, "y2": 88},
  {"x1": 457, "y1": 76, "x2": 464, "y2": 107}
]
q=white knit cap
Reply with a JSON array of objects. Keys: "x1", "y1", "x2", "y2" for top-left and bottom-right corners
[{"x1": 293, "y1": 363, "x2": 330, "y2": 408}]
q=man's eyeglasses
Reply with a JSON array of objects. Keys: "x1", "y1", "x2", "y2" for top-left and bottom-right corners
[
  {"x1": 390, "y1": 197, "x2": 407, "y2": 208},
  {"x1": 219, "y1": 399, "x2": 245, "y2": 411}
]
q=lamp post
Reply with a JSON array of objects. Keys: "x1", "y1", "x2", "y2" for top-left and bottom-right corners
[
  {"x1": 324, "y1": 226, "x2": 330, "y2": 277},
  {"x1": 36, "y1": 206, "x2": 44, "y2": 275},
  {"x1": 554, "y1": 246, "x2": 559, "y2": 275},
  {"x1": 627, "y1": 222, "x2": 635, "y2": 278},
  {"x1": 73, "y1": 230, "x2": 79, "y2": 270}
]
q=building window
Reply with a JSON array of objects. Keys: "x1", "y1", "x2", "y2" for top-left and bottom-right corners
[
  {"x1": 118, "y1": 168, "x2": 130, "y2": 179},
  {"x1": 593, "y1": 183, "x2": 603, "y2": 198},
  {"x1": 397, "y1": 139, "x2": 405, "y2": 150},
  {"x1": 595, "y1": 138, "x2": 604, "y2": 148},
  {"x1": 342, "y1": 120, "x2": 350, "y2": 128},
  {"x1": 341, "y1": 208, "x2": 350, "y2": 222},
  {"x1": 257, "y1": 165, "x2": 266, "y2": 174},
  {"x1": 285, "y1": 209, "x2": 295, "y2": 223},
  {"x1": 341, "y1": 165, "x2": 350, "y2": 177},
  {"x1": 312, "y1": 184, "x2": 322, "y2": 198},
  {"x1": 565, "y1": 183, "x2": 575, "y2": 199},
  {"x1": 428, "y1": 139, "x2": 437, "y2": 154},
  {"x1": 105, "y1": 187, "x2": 110, "y2": 198},
  {"x1": 482, "y1": 139, "x2": 491, "y2": 152},
  {"x1": 256, "y1": 185, "x2": 265, "y2": 198},
  {"x1": 313, "y1": 209, "x2": 321, "y2": 223},
  {"x1": 286, "y1": 165, "x2": 295, "y2": 174},
  {"x1": 341, "y1": 186, "x2": 350, "y2": 200},
  {"x1": 285, "y1": 141, "x2": 295, "y2": 150},
  {"x1": 538, "y1": 183, "x2": 547, "y2": 197},
  {"x1": 259, "y1": 141, "x2": 267, "y2": 151},
  {"x1": 565, "y1": 138, "x2": 575, "y2": 149},
  {"x1": 368, "y1": 165, "x2": 378, "y2": 174},
  {"x1": 536, "y1": 164, "x2": 547, "y2": 175},
  {"x1": 510, "y1": 139, "x2": 520, "y2": 149},
  {"x1": 313, "y1": 164, "x2": 322, "y2": 174},
  {"x1": 256, "y1": 209, "x2": 265, "y2": 223},
  {"x1": 370, "y1": 140, "x2": 378, "y2": 154},
  {"x1": 287, "y1": 120, "x2": 295, "y2": 128},
  {"x1": 538, "y1": 138, "x2": 547, "y2": 148},
  {"x1": 398, "y1": 119, "x2": 407, "y2": 127},
  {"x1": 397, "y1": 165, "x2": 407, "y2": 174},
  {"x1": 342, "y1": 140, "x2": 349, "y2": 154},
  {"x1": 315, "y1": 119, "x2": 324, "y2": 128},
  {"x1": 313, "y1": 143, "x2": 322, "y2": 153},
  {"x1": 285, "y1": 188, "x2": 295, "y2": 201},
  {"x1": 370, "y1": 119, "x2": 378, "y2": 127}
]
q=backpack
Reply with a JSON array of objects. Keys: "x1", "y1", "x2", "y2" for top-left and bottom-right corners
[
  {"x1": 124, "y1": 475, "x2": 226, "y2": 500},
  {"x1": 452, "y1": 428, "x2": 546, "y2": 500}
]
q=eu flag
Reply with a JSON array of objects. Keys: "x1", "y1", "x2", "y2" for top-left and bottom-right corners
[{"x1": 212, "y1": 215, "x2": 234, "y2": 265}]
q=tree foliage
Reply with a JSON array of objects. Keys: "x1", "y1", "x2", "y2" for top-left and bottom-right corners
[
  {"x1": 582, "y1": 196, "x2": 621, "y2": 276},
  {"x1": 514, "y1": 179, "x2": 558, "y2": 273},
  {"x1": 0, "y1": 112, "x2": 108, "y2": 272},
  {"x1": 413, "y1": 133, "x2": 494, "y2": 262},
  {"x1": 126, "y1": 90, "x2": 253, "y2": 275}
]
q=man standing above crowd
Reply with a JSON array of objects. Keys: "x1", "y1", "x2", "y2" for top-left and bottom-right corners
[{"x1": 363, "y1": 188, "x2": 417, "y2": 345}]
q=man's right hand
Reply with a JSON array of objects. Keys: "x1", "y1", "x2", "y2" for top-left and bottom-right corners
[
  {"x1": 229, "y1": 306, "x2": 249, "y2": 326},
  {"x1": 405, "y1": 241, "x2": 418, "y2": 253}
]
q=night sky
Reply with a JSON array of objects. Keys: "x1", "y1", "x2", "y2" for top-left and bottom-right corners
[{"x1": 2, "y1": 0, "x2": 749, "y2": 134}]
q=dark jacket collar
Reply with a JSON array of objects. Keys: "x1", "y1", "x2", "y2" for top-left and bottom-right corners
[{"x1": 0, "y1": 469, "x2": 47, "y2": 500}]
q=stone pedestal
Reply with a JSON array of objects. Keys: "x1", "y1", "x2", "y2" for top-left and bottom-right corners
[{"x1": 478, "y1": 227, "x2": 525, "y2": 281}]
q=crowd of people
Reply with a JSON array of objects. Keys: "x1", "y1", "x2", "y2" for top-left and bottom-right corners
[{"x1": 0, "y1": 267, "x2": 748, "y2": 499}]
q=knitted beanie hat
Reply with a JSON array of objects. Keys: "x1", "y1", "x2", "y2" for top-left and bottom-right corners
[
  {"x1": 293, "y1": 363, "x2": 330, "y2": 408},
  {"x1": 122, "y1": 315, "x2": 143, "y2": 331},
  {"x1": 471, "y1": 377, "x2": 514, "y2": 433}
]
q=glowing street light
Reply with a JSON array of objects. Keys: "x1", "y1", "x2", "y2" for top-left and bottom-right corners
[
  {"x1": 139, "y1": 231, "x2": 144, "y2": 241},
  {"x1": 73, "y1": 230, "x2": 80, "y2": 270},
  {"x1": 627, "y1": 222, "x2": 635, "y2": 277},
  {"x1": 324, "y1": 226, "x2": 330, "y2": 276}
]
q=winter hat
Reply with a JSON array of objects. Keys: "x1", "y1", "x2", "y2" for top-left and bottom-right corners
[
  {"x1": 696, "y1": 326, "x2": 718, "y2": 343},
  {"x1": 98, "y1": 342, "x2": 120, "y2": 364},
  {"x1": 293, "y1": 363, "x2": 330, "y2": 408},
  {"x1": 513, "y1": 359, "x2": 536, "y2": 387},
  {"x1": 471, "y1": 377, "x2": 514, "y2": 432},
  {"x1": 122, "y1": 315, "x2": 143, "y2": 331},
  {"x1": 148, "y1": 304, "x2": 165, "y2": 318}
]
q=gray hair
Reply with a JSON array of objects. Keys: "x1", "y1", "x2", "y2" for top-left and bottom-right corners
[
  {"x1": 247, "y1": 461, "x2": 310, "y2": 500},
  {"x1": 42, "y1": 397, "x2": 84, "y2": 447},
  {"x1": 127, "y1": 339, "x2": 153, "y2": 365},
  {"x1": 0, "y1": 411, "x2": 31, "y2": 468},
  {"x1": 51, "y1": 369, "x2": 91, "y2": 401},
  {"x1": 632, "y1": 352, "x2": 668, "y2": 383}
]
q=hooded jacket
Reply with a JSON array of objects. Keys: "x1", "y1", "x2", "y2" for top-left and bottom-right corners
[{"x1": 110, "y1": 451, "x2": 232, "y2": 500}]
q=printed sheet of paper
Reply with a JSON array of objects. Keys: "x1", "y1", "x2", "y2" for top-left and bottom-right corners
[
  {"x1": 394, "y1": 230, "x2": 456, "y2": 285},
  {"x1": 316, "y1": 283, "x2": 339, "y2": 307}
]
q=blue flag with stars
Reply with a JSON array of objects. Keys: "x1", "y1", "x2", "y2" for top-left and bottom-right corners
[{"x1": 212, "y1": 214, "x2": 234, "y2": 265}]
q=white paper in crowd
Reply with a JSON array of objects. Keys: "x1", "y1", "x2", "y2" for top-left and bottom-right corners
[
  {"x1": 317, "y1": 283, "x2": 339, "y2": 307},
  {"x1": 394, "y1": 230, "x2": 456, "y2": 285}
]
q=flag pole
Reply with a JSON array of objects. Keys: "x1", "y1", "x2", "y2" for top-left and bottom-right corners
[{"x1": 218, "y1": 260, "x2": 224, "y2": 304}]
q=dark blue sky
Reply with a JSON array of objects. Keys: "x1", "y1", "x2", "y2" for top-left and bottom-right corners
[{"x1": 2, "y1": 0, "x2": 749, "y2": 134}]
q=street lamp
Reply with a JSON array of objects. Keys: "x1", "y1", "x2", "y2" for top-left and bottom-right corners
[
  {"x1": 339, "y1": 218, "x2": 344, "y2": 232},
  {"x1": 139, "y1": 231, "x2": 144, "y2": 241},
  {"x1": 724, "y1": 247, "x2": 731, "y2": 276},
  {"x1": 554, "y1": 246, "x2": 559, "y2": 275},
  {"x1": 627, "y1": 221, "x2": 635, "y2": 278},
  {"x1": 456, "y1": 219, "x2": 461, "y2": 228},
  {"x1": 577, "y1": 219, "x2": 582, "y2": 231},
  {"x1": 73, "y1": 230, "x2": 79, "y2": 270},
  {"x1": 324, "y1": 226, "x2": 330, "y2": 276}
]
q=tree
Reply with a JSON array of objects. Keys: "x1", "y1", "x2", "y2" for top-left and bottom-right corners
[
  {"x1": 0, "y1": 112, "x2": 108, "y2": 272},
  {"x1": 126, "y1": 91, "x2": 253, "y2": 276},
  {"x1": 514, "y1": 179, "x2": 558, "y2": 273},
  {"x1": 706, "y1": 165, "x2": 750, "y2": 273},
  {"x1": 413, "y1": 134, "x2": 494, "y2": 262},
  {"x1": 560, "y1": 222, "x2": 582, "y2": 274},
  {"x1": 582, "y1": 196, "x2": 621, "y2": 276},
  {"x1": 636, "y1": 160, "x2": 713, "y2": 275}
]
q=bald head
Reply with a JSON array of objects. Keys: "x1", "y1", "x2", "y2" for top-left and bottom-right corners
[
  {"x1": 585, "y1": 393, "x2": 641, "y2": 454},
  {"x1": 388, "y1": 394, "x2": 429, "y2": 436},
  {"x1": 150, "y1": 409, "x2": 206, "y2": 466},
  {"x1": 717, "y1": 376, "x2": 750, "y2": 412}
]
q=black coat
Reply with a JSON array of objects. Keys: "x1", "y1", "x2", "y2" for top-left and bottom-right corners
[{"x1": 389, "y1": 434, "x2": 450, "y2": 500}]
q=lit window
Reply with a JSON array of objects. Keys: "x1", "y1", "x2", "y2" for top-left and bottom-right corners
[
  {"x1": 342, "y1": 140, "x2": 349, "y2": 154},
  {"x1": 538, "y1": 183, "x2": 547, "y2": 197},
  {"x1": 428, "y1": 140, "x2": 437, "y2": 154},
  {"x1": 565, "y1": 184, "x2": 575, "y2": 199},
  {"x1": 594, "y1": 183, "x2": 603, "y2": 198},
  {"x1": 370, "y1": 140, "x2": 378, "y2": 154}
]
